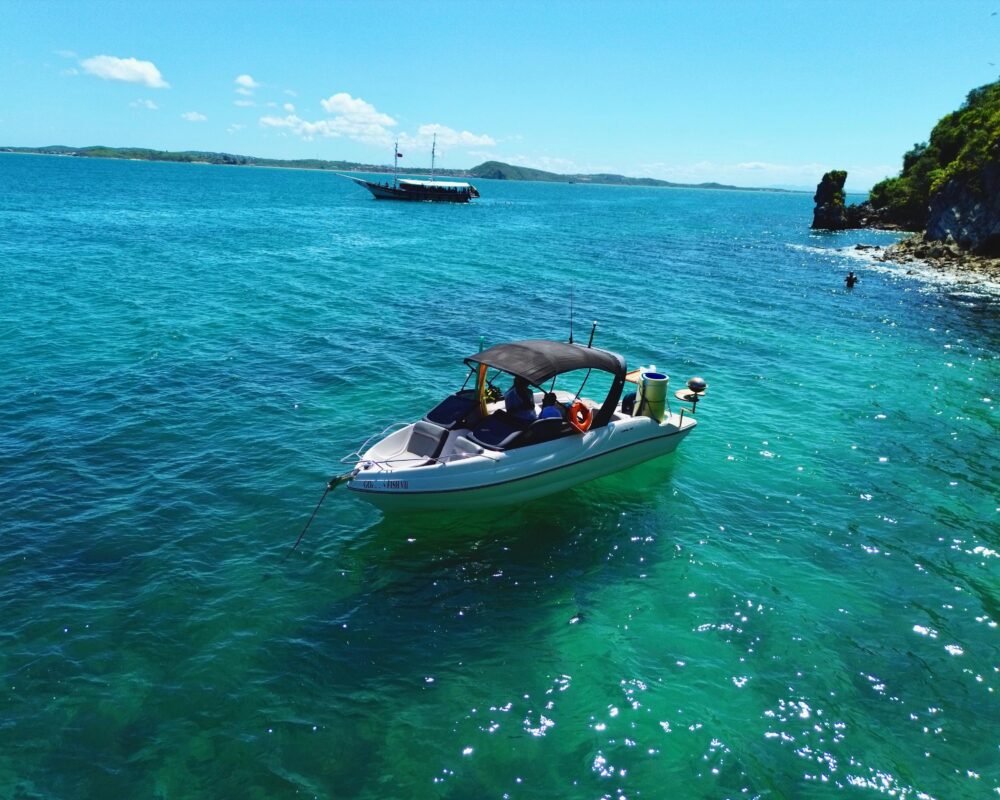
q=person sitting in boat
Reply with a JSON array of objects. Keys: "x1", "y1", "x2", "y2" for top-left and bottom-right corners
[
  {"x1": 538, "y1": 392, "x2": 563, "y2": 420},
  {"x1": 505, "y1": 376, "x2": 537, "y2": 423}
]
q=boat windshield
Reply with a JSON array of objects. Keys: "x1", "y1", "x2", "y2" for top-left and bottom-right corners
[{"x1": 461, "y1": 365, "x2": 611, "y2": 402}]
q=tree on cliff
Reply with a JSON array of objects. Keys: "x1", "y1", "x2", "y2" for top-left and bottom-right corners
[{"x1": 869, "y1": 77, "x2": 1000, "y2": 253}]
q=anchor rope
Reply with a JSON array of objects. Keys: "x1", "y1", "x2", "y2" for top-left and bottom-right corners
[{"x1": 285, "y1": 470, "x2": 355, "y2": 559}]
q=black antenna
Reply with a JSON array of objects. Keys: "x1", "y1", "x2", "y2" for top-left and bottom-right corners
[
  {"x1": 587, "y1": 320, "x2": 597, "y2": 347},
  {"x1": 569, "y1": 288, "x2": 574, "y2": 344}
]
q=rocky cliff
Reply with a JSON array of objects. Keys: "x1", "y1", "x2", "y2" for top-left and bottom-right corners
[
  {"x1": 925, "y1": 163, "x2": 1000, "y2": 256},
  {"x1": 868, "y1": 77, "x2": 1000, "y2": 256},
  {"x1": 812, "y1": 78, "x2": 1000, "y2": 271},
  {"x1": 811, "y1": 170, "x2": 849, "y2": 229},
  {"x1": 811, "y1": 170, "x2": 887, "y2": 231}
]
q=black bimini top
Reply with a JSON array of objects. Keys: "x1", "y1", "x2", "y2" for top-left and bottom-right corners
[
  {"x1": 466, "y1": 339, "x2": 626, "y2": 384},
  {"x1": 466, "y1": 339, "x2": 628, "y2": 428}
]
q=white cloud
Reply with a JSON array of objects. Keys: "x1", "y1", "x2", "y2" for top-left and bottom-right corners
[
  {"x1": 637, "y1": 159, "x2": 891, "y2": 190},
  {"x1": 55, "y1": 49, "x2": 77, "y2": 59},
  {"x1": 130, "y1": 98, "x2": 159, "y2": 110},
  {"x1": 81, "y1": 55, "x2": 169, "y2": 88},
  {"x1": 320, "y1": 92, "x2": 395, "y2": 125},
  {"x1": 260, "y1": 93, "x2": 496, "y2": 153},
  {"x1": 227, "y1": 123, "x2": 245, "y2": 134},
  {"x1": 403, "y1": 123, "x2": 496, "y2": 149},
  {"x1": 259, "y1": 114, "x2": 336, "y2": 141},
  {"x1": 259, "y1": 112, "x2": 386, "y2": 143},
  {"x1": 181, "y1": 111, "x2": 207, "y2": 122},
  {"x1": 734, "y1": 160, "x2": 829, "y2": 175},
  {"x1": 261, "y1": 92, "x2": 397, "y2": 144},
  {"x1": 234, "y1": 76, "x2": 260, "y2": 98},
  {"x1": 498, "y1": 154, "x2": 581, "y2": 173},
  {"x1": 635, "y1": 159, "x2": 779, "y2": 185},
  {"x1": 234, "y1": 99, "x2": 255, "y2": 107}
]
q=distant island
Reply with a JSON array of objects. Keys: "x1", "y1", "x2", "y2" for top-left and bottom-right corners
[
  {"x1": 0, "y1": 145, "x2": 793, "y2": 193},
  {"x1": 0, "y1": 145, "x2": 373, "y2": 173},
  {"x1": 465, "y1": 161, "x2": 790, "y2": 192}
]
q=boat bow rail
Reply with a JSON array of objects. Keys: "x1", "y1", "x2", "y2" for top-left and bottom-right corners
[
  {"x1": 341, "y1": 421, "x2": 411, "y2": 465},
  {"x1": 343, "y1": 420, "x2": 491, "y2": 473}
]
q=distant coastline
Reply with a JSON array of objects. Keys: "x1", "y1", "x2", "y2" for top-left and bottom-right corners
[{"x1": 0, "y1": 145, "x2": 799, "y2": 193}]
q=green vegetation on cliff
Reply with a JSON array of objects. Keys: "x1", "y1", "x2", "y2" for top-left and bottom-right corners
[{"x1": 870, "y1": 78, "x2": 1000, "y2": 228}]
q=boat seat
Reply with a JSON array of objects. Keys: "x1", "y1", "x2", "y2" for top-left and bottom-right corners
[
  {"x1": 424, "y1": 389, "x2": 478, "y2": 429},
  {"x1": 466, "y1": 411, "x2": 527, "y2": 451},
  {"x1": 406, "y1": 420, "x2": 448, "y2": 462},
  {"x1": 509, "y1": 417, "x2": 575, "y2": 448}
]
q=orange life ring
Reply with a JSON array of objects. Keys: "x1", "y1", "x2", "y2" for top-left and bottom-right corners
[{"x1": 568, "y1": 401, "x2": 592, "y2": 433}]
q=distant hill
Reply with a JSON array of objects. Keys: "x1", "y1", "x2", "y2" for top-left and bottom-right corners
[
  {"x1": 468, "y1": 161, "x2": 564, "y2": 182},
  {"x1": 1, "y1": 146, "x2": 793, "y2": 193},
  {"x1": 468, "y1": 160, "x2": 787, "y2": 192},
  {"x1": 0, "y1": 145, "x2": 365, "y2": 171}
]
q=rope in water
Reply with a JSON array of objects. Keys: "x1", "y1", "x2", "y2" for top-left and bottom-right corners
[{"x1": 285, "y1": 470, "x2": 355, "y2": 558}]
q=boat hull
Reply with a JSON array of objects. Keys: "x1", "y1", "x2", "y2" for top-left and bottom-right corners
[
  {"x1": 349, "y1": 177, "x2": 475, "y2": 203},
  {"x1": 346, "y1": 413, "x2": 695, "y2": 511}
]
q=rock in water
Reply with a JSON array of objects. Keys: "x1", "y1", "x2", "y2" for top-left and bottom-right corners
[{"x1": 812, "y1": 170, "x2": 849, "y2": 230}]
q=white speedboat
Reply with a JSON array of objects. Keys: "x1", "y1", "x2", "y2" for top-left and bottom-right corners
[{"x1": 341, "y1": 339, "x2": 706, "y2": 511}]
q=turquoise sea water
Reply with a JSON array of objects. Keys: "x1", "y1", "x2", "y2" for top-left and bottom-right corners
[{"x1": 1, "y1": 153, "x2": 997, "y2": 799}]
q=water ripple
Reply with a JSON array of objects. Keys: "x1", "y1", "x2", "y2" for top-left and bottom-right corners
[{"x1": 0, "y1": 154, "x2": 996, "y2": 799}]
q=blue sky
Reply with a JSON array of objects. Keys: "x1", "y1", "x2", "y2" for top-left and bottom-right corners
[{"x1": 3, "y1": 0, "x2": 998, "y2": 190}]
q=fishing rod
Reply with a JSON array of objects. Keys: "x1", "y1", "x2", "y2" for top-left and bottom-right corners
[
  {"x1": 568, "y1": 288, "x2": 574, "y2": 344},
  {"x1": 572, "y1": 322, "x2": 598, "y2": 401}
]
